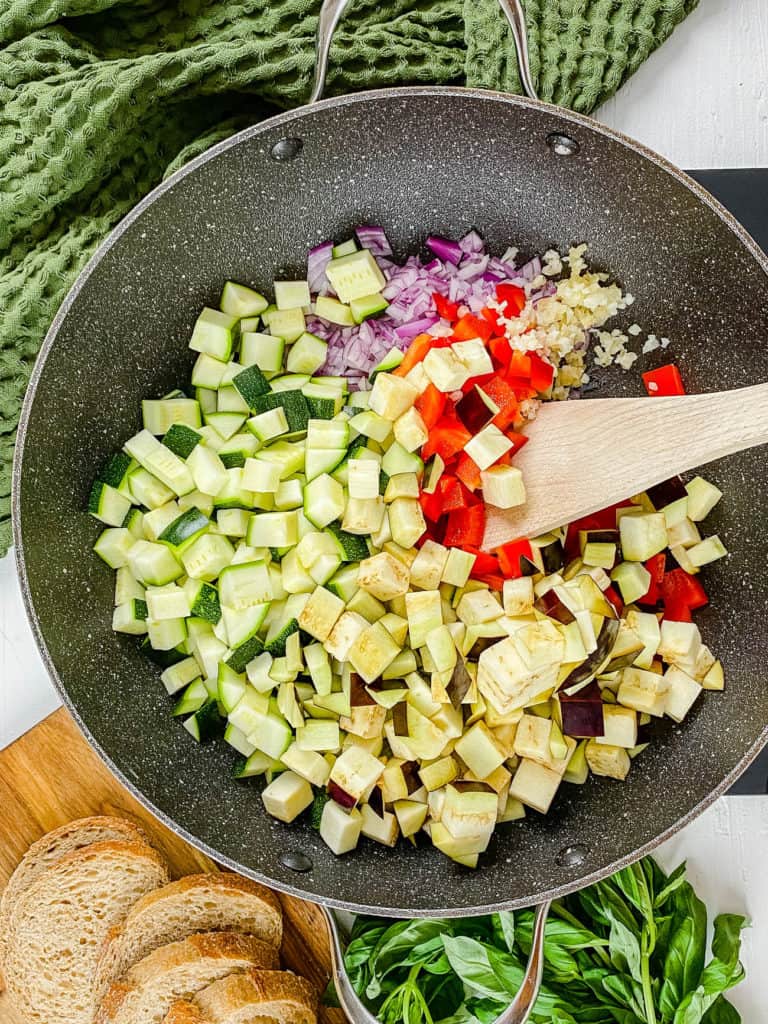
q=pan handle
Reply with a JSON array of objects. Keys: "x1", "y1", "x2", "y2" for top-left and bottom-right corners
[
  {"x1": 321, "y1": 899, "x2": 551, "y2": 1024},
  {"x1": 309, "y1": 0, "x2": 539, "y2": 104}
]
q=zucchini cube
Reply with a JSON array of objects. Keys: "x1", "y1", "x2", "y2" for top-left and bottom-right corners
[
  {"x1": 441, "y1": 547, "x2": 476, "y2": 588},
  {"x1": 422, "y1": 347, "x2": 469, "y2": 393},
  {"x1": 388, "y1": 497, "x2": 426, "y2": 548},
  {"x1": 452, "y1": 339, "x2": 494, "y2": 377},
  {"x1": 405, "y1": 590, "x2": 443, "y2": 648},
  {"x1": 464, "y1": 424, "x2": 512, "y2": 471},
  {"x1": 409, "y1": 540, "x2": 449, "y2": 590}
]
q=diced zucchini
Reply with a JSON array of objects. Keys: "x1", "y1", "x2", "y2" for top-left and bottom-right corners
[
  {"x1": 161, "y1": 656, "x2": 201, "y2": 695},
  {"x1": 220, "y1": 280, "x2": 268, "y2": 317},
  {"x1": 610, "y1": 561, "x2": 651, "y2": 604},
  {"x1": 190, "y1": 307, "x2": 239, "y2": 361},
  {"x1": 163, "y1": 424, "x2": 202, "y2": 460},
  {"x1": 303, "y1": 473, "x2": 345, "y2": 528},
  {"x1": 246, "y1": 510, "x2": 298, "y2": 548},
  {"x1": 142, "y1": 398, "x2": 201, "y2": 436},
  {"x1": 125, "y1": 430, "x2": 195, "y2": 496},
  {"x1": 267, "y1": 307, "x2": 305, "y2": 343},
  {"x1": 180, "y1": 532, "x2": 234, "y2": 582},
  {"x1": 287, "y1": 332, "x2": 327, "y2": 374},
  {"x1": 274, "y1": 280, "x2": 311, "y2": 310},
  {"x1": 325, "y1": 249, "x2": 386, "y2": 304},
  {"x1": 88, "y1": 480, "x2": 132, "y2": 527},
  {"x1": 685, "y1": 476, "x2": 723, "y2": 521},
  {"x1": 147, "y1": 616, "x2": 187, "y2": 652},
  {"x1": 97, "y1": 452, "x2": 134, "y2": 490},
  {"x1": 687, "y1": 535, "x2": 727, "y2": 567},
  {"x1": 112, "y1": 599, "x2": 148, "y2": 635}
]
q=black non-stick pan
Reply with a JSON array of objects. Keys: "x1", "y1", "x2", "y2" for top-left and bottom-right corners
[{"x1": 12, "y1": 0, "x2": 768, "y2": 1017}]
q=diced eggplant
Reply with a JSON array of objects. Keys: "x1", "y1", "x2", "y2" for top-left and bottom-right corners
[
  {"x1": 455, "y1": 385, "x2": 499, "y2": 433},
  {"x1": 559, "y1": 681, "x2": 605, "y2": 738},
  {"x1": 646, "y1": 475, "x2": 687, "y2": 509},
  {"x1": 534, "y1": 588, "x2": 575, "y2": 624},
  {"x1": 560, "y1": 617, "x2": 619, "y2": 691},
  {"x1": 532, "y1": 534, "x2": 565, "y2": 574},
  {"x1": 585, "y1": 740, "x2": 631, "y2": 781},
  {"x1": 349, "y1": 672, "x2": 376, "y2": 706},
  {"x1": 327, "y1": 780, "x2": 357, "y2": 809},
  {"x1": 392, "y1": 701, "x2": 409, "y2": 737},
  {"x1": 446, "y1": 658, "x2": 473, "y2": 708}
]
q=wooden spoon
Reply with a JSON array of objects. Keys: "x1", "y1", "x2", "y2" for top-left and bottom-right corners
[{"x1": 482, "y1": 382, "x2": 768, "y2": 549}]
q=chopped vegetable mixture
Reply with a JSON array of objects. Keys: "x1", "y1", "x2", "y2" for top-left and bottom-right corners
[{"x1": 89, "y1": 226, "x2": 728, "y2": 866}]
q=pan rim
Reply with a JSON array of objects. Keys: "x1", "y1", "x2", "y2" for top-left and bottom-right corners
[{"x1": 12, "y1": 85, "x2": 768, "y2": 916}]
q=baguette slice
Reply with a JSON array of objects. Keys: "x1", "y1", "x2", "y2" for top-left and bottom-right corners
[
  {"x1": 97, "y1": 932, "x2": 279, "y2": 1024},
  {"x1": 96, "y1": 873, "x2": 282, "y2": 1000},
  {"x1": 194, "y1": 969, "x2": 316, "y2": 1024},
  {"x1": 1, "y1": 839, "x2": 169, "y2": 1024},
  {"x1": 0, "y1": 816, "x2": 149, "y2": 957}
]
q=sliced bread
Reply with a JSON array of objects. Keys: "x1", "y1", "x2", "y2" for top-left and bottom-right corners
[
  {"x1": 0, "y1": 815, "x2": 149, "y2": 957},
  {"x1": 96, "y1": 932, "x2": 279, "y2": 1024},
  {"x1": 192, "y1": 969, "x2": 316, "y2": 1024},
  {"x1": 1, "y1": 839, "x2": 169, "y2": 1024},
  {"x1": 96, "y1": 873, "x2": 282, "y2": 999}
]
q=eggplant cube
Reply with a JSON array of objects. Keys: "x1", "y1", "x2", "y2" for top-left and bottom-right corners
[
  {"x1": 348, "y1": 621, "x2": 400, "y2": 683},
  {"x1": 456, "y1": 589, "x2": 504, "y2": 626},
  {"x1": 512, "y1": 619, "x2": 565, "y2": 672},
  {"x1": 455, "y1": 721, "x2": 506, "y2": 779},
  {"x1": 342, "y1": 496, "x2": 386, "y2": 536},
  {"x1": 323, "y1": 611, "x2": 368, "y2": 662},
  {"x1": 464, "y1": 424, "x2": 513, "y2": 471},
  {"x1": 429, "y1": 822, "x2": 485, "y2": 864},
  {"x1": 610, "y1": 562, "x2": 651, "y2": 605},
  {"x1": 619, "y1": 512, "x2": 668, "y2": 561},
  {"x1": 406, "y1": 590, "x2": 444, "y2": 648},
  {"x1": 625, "y1": 608, "x2": 661, "y2": 669},
  {"x1": 481, "y1": 465, "x2": 527, "y2": 509},
  {"x1": 340, "y1": 704, "x2": 387, "y2": 740},
  {"x1": 348, "y1": 458, "x2": 381, "y2": 500},
  {"x1": 261, "y1": 771, "x2": 314, "y2": 823},
  {"x1": 281, "y1": 744, "x2": 332, "y2": 787},
  {"x1": 406, "y1": 703, "x2": 450, "y2": 760},
  {"x1": 452, "y1": 338, "x2": 494, "y2": 377},
  {"x1": 330, "y1": 745, "x2": 385, "y2": 803},
  {"x1": 394, "y1": 799, "x2": 428, "y2": 837},
  {"x1": 423, "y1": 347, "x2": 470, "y2": 392},
  {"x1": 702, "y1": 660, "x2": 725, "y2": 691},
  {"x1": 658, "y1": 620, "x2": 702, "y2": 664},
  {"x1": 298, "y1": 585, "x2": 345, "y2": 642},
  {"x1": 425, "y1": 625, "x2": 458, "y2": 675},
  {"x1": 663, "y1": 665, "x2": 702, "y2": 722},
  {"x1": 441, "y1": 785, "x2": 497, "y2": 843},
  {"x1": 509, "y1": 759, "x2": 562, "y2": 814},
  {"x1": 320, "y1": 801, "x2": 363, "y2": 856},
  {"x1": 442, "y1": 548, "x2": 477, "y2": 587},
  {"x1": 357, "y1": 551, "x2": 410, "y2": 602},
  {"x1": 388, "y1": 497, "x2": 427, "y2": 549},
  {"x1": 597, "y1": 705, "x2": 637, "y2": 748},
  {"x1": 478, "y1": 638, "x2": 559, "y2": 716},
  {"x1": 513, "y1": 714, "x2": 552, "y2": 763},
  {"x1": 368, "y1": 372, "x2": 419, "y2": 420},
  {"x1": 360, "y1": 804, "x2": 399, "y2": 847},
  {"x1": 498, "y1": 795, "x2": 526, "y2": 823},
  {"x1": 503, "y1": 577, "x2": 535, "y2": 617},
  {"x1": 410, "y1": 540, "x2": 450, "y2": 590},
  {"x1": 418, "y1": 755, "x2": 458, "y2": 792},
  {"x1": 685, "y1": 475, "x2": 723, "y2": 521},
  {"x1": 394, "y1": 407, "x2": 429, "y2": 452},
  {"x1": 585, "y1": 740, "x2": 631, "y2": 781},
  {"x1": 617, "y1": 667, "x2": 670, "y2": 717}
]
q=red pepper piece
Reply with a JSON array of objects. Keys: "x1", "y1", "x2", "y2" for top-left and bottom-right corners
[
  {"x1": 495, "y1": 538, "x2": 533, "y2": 578},
  {"x1": 421, "y1": 415, "x2": 472, "y2": 462},
  {"x1": 433, "y1": 292, "x2": 460, "y2": 321},
  {"x1": 496, "y1": 283, "x2": 526, "y2": 317},
  {"x1": 479, "y1": 376, "x2": 519, "y2": 431},
  {"x1": 603, "y1": 585, "x2": 624, "y2": 616},
  {"x1": 527, "y1": 351, "x2": 555, "y2": 393},
  {"x1": 465, "y1": 547, "x2": 500, "y2": 576},
  {"x1": 506, "y1": 431, "x2": 529, "y2": 456},
  {"x1": 474, "y1": 573, "x2": 505, "y2": 591},
  {"x1": 419, "y1": 488, "x2": 445, "y2": 524},
  {"x1": 415, "y1": 383, "x2": 446, "y2": 429},
  {"x1": 661, "y1": 568, "x2": 708, "y2": 614},
  {"x1": 508, "y1": 350, "x2": 532, "y2": 379},
  {"x1": 642, "y1": 363, "x2": 686, "y2": 397},
  {"x1": 488, "y1": 335, "x2": 513, "y2": 367},
  {"x1": 443, "y1": 504, "x2": 485, "y2": 547},
  {"x1": 638, "y1": 552, "x2": 667, "y2": 605},
  {"x1": 453, "y1": 313, "x2": 493, "y2": 343},
  {"x1": 438, "y1": 475, "x2": 474, "y2": 513},
  {"x1": 480, "y1": 307, "x2": 504, "y2": 335},
  {"x1": 393, "y1": 333, "x2": 433, "y2": 377},
  {"x1": 456, "y1": 452, "x2": 482, "y2": 490}
]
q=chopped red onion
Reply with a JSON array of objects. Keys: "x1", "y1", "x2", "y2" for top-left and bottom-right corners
[
  {"x1": 355, "y1": 225, "x2": 393, "y2": 256},
  {"x1": 426, "y1": 235, "x2": 463, "y2": 265},
  {"x1": 307, "y1": 241, "x2": 334, "y2": 295}
]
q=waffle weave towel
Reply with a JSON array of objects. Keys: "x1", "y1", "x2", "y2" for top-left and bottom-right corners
[{"x1": 0, "y1": 0, "x2": 698, "y2": 554}]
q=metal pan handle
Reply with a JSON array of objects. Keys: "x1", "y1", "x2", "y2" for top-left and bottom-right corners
[
  {"x1": 309, "y1": 0, "x2": 538, "y2": 104},
  {"x1": 321, "y1": 900, "x2": 551, "y2": 1024}
]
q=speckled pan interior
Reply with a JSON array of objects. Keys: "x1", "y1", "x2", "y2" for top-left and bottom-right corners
[{"x1": 13, "y1": 89, "x2": 768, "y2": 916}]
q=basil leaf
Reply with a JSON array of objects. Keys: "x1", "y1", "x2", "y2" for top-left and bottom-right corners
[
  {"x1": 658, "y1": 882, "x2": 708, "y2": 1020},
  {"x1": 654, "y1": 863, "x2": 689, "y2": 910},
  {"x1": 442, "y1": 935, "x2": 518, "y2": 1001},
  {"x1": 671, "y1": 914, "x2": 748, "y2": 1024},
  {"x1": 608, "y1": 918, "x2": 643, "y2": 984},
  {"x1": 492, "y1": 910, "x2": 515, "y2": 953},
  {"x1": 465, "y1": 996, "x2": 507, "y2": 1023},
  {"x1": 701, "y1": 996, "x2": 741, "y2": 1024},
  {"x1": 600, "y1": 973, "x2": 646, "y2": 1020}
]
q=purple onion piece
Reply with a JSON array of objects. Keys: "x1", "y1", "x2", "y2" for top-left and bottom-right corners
[
  {"x1": 355, "y1": 225, "x2": 393, "y2": 256},
  {"x1": 426, "y1": 235, "x2": 463, "y2": 265}
]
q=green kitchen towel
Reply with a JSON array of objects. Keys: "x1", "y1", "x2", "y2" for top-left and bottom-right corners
[{"x1": 0, "y1": 0, "x2": 699, "y2": 556}]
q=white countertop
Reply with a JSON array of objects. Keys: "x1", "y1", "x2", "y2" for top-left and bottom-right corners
[{"x1": 2, "y1": 0, "x2": 767, "y2": 1013}]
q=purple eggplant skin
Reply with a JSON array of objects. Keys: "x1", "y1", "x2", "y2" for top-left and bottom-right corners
[
  {"x1": 535, "y1": 589, "x2": 576, "y2": 625},
  {"x1": 401, "y1": 760, "x2": 421, "y2": 795},
  {"x1": 447, "y1": 659, "x2": 472, "y2": 708},
  {"x1": 367, "y1": 784, "x2": 385, "y2": 817},
  {"x1": 452, "y1": 780, "x2": 495, "y2": 794},
  {"x1": 559, "y1": 681, "x2": 606, "y2": 738},
  {"x1": 539, "y1": 538, "x2": 565, "y2": 574},
  {"x1": 646, "y1": 475, "x2": 687, "y2": 509},
  {"x1": 392, "y1": 701, "x2": 409, "y2": 736},
  {"x1": 350, "y1": 672, "x2": 377, "y2": 706},
  {"x1": 561, "y1": 617, "x2": 620, "y2": 689},
  {"x1": 456, "y1": 386, "x2": 497, "y2": 434},
  {"x1": 328, "y1": 780, "x2": 357, "y2": 809}
]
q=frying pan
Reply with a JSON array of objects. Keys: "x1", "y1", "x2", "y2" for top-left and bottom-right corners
[{"x1": 11, "y1": 0, "x2": 768, "y2": 1019}]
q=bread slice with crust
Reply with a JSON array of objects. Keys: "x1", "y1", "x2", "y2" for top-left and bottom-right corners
[
  {"x1": 0, "y1": 815, "x2": 150, "y2": 958},
  {"x1": 165, "y1": 969, "x2": 317, "y2": 1024},
  {"x1": 96, "y1": 932, "x2": 279, "y2": 1024},
  {"x1": 0, "y1": 839, "x2": 169, "y2": 1024},
  {"x1": 96, "y1": 873, "x2": 282, "y2": 1000}
]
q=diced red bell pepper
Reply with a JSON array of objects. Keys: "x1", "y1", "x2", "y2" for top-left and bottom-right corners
[
  {"x1": 527, "y1": 351, "x2": 555, "y2": 393},
  {"x1": 465, "y1": 548, "x2": 500, "y2": 577},
  {"x1": 421, "y1": 415, "x2": 472, "y2": 462},
  {"x1": 603, "y1": 585, "x2": 624, "y2": 616},
  {"x1": 456, "y1": 452, "x2": 482, "y2": 490},
  {"x1": 419, "y1": 488, "x2": 445, "y2": 524},
  {"x1": 508, "y1": 350, "x2": 532, "y2": 379},
  {"x1": 488, "y1": 335, "x2": 513, "y2": 367},
  {"x1": 453, "y1": 313, "x2": 493, "y2": 343},
  {"x1": 637, "y1": 553, "x2": 667, "y2": 605},
  {"x1": 496, "y1": 283, "x2": 526, "y2": 317},
  {"x1": 474, "y1": 573, "x2": 505, "y2": 592},
  {"x1": 415, "y1": 384, "x2": 446, "y2": 429},
  {"x1": 393, "y1": 333, "x2": 433, "y2": 377},
  {"x1": 437, "y1": 475, "x2": 475, "y2": 513},
  {"x1": 433, "y1": 292, "x2": 460, "y2": 321},
  {"x1": 495, "y1": 538, "x2": 533, "y2": 578},
  {"x1": 661, "y1": 569, "x2": 708, "y2": 618},
  {"x1": 506, "y1": 431, "x2": 529, "y2": 456},
  {"x1": 443, "y1": 504, "x2": 485, "y2": 548},
  {"x1": 481, "y1": 307, "x2": 503, "y2": 334},
  {"x1": 642, "y1": 363, "x2": 686, "y2": 397},
  {"x1": 479, "y1": 376, "x2": 519, "y2": 431}
]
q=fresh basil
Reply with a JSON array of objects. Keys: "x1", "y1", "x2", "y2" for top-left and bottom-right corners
[{"x1": 335, "y1": 857, "x2": 747, "y2": 1024}]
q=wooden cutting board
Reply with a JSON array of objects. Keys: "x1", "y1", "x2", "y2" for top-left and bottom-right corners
[{"x1": 0, "y1": 708, "x2": 344, "y2": 1024}]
